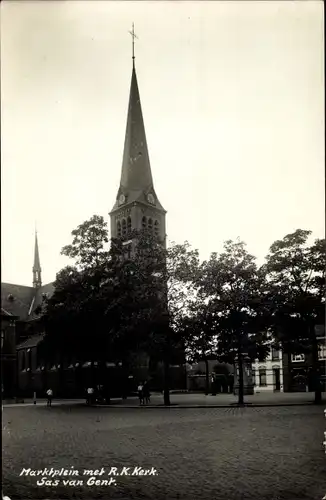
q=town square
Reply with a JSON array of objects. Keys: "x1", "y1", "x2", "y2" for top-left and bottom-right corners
[{"x1": 2, "y1": 401, "x2": 326, "y2": 499}]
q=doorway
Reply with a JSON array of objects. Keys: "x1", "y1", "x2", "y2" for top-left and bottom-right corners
[{"x1": 274, "y1": 368, "x2": 280, "y2": 391}]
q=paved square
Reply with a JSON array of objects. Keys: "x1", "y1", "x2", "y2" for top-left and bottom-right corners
[{"x1": 2, "y1": 404, "x2": 326, "y2": 499}]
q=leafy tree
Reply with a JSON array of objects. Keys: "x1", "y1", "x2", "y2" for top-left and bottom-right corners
[
  {"x1": 41, "y1": 216, "x2": 114, "y2": 389},
  {"x1": 61, "y1": 215, "x2": 110, "y2": 269},
  {"x1": 197, "y1": 240, "x2": 271, "y2": 404},
  {"x1": 181, "y1": 303, "x2": 218, "y2": 395},
  {"x1": 43, "y1": 215, "x2": 200, "y2": 405},
  {"x1": 265, "y1": 229, "x2": 325, "y2": 403},
  {"x1": 105, "y1": 232, "x2": 200, "y2": 405}
]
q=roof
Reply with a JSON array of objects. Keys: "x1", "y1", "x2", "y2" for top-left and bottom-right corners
[
  {"x1": 111, "y1": 64, "x2": 165, "y2": 214},
  {"x1": 17, "y1": 333, "x2": 45, "y2": 350},
  {"x1": 1, "y1": 307, "x2": 13, "y2": 316},
  {"x1": 1, "y1": 283, "x2": 35, "y2": 320},
  {"x1": 1, "y1": 281, "x2": 55, "y2": 321},
  {"x1": 29, "y1": 282, "x2": 55, "y2": 320}
]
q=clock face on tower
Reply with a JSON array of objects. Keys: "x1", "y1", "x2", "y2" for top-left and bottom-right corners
[
  {"x1": 119, "y1": 194, "x2": 126, "y2": 205},
  {"x1": 147, "y1": 193, "x2": 155, "y2": 204}
]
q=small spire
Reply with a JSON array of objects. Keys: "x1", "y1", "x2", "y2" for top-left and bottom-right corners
[
  {"x1": 33, "y1": 230, "x2": 42, "y2": 288},
  {"x1": 128, "y1": 23, "x2": 138, "y2": 67}
]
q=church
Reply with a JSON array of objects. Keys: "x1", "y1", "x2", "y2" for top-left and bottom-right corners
[{"x1": 1, "y1": 33, "x2": 186, "y2": 399}]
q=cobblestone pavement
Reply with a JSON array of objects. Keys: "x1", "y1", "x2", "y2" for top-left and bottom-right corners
[{"x1": 2, "y1": 405, "x2": 326, "y2": 500}]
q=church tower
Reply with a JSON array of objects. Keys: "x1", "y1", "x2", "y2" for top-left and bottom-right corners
[
  {"x1": 110, "y1": 26, "x2": 166, "y2": 246},
  {"x1": 32, "y1": 231, "x2": 42, "y2": 288}
]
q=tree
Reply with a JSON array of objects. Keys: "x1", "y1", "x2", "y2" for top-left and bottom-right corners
[
  {"x1": 41, "y1": 216, "x2": 115, "y2": 391},
  {"x1": 197, "y1": 240, "x2": 271, "y2": 405},
  {"x1": 42, "y1": 214, "x2": 200, "y2": 405},
  {"x1": 181, "y1": 302, "x2": 218, "y2": 395},
  {"x1": 105, "y1": 232, "x2": 200, "y2": 405},
  {"x1": 265, "y1": 229, "x2": 325, "y2": 404},
  {"x1": 61, "y1": 215, "x2": 110, "y2": 269}
]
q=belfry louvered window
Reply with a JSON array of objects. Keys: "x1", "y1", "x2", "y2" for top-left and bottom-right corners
[
  {"x1": 154, "y1": 220, "x2": 159, "y2": 236},
  {"x1": 122, "y1": 219, "x2": 127, "y2": 236},
  {"x1": 127, "y1": 216, "x2": 132, "y2": 233},
  {"x1": 142, "y1": 216, "x2": 147, "y2": 229},
  {"x1": 148, "y1": 218, "x2": 153, "y2": 231},
  {"x1": 117, "y1": 220, "x2": 122, "y2": 238}
]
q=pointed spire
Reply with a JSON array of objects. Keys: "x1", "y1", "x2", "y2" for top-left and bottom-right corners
[
  {"x1": 119, "y1": 63, "x2": 153, "y2": 191},
  {"x1": 33, "y1": 230, "x2": 42, "y2": 288},
  {"x1": 110, "y1": 28, "x2": 165, "y2": 215}
]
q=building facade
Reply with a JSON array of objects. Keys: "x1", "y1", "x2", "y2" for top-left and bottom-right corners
[
  {"x1": 282, "y1": 326, "x2": 326, "y2": 392},
  {"x1": 1, "y1": 309, "x2": 18, "y2": 398},
  {"x1": 252, "y1": 347, "x2": 283, "y2": 393}
]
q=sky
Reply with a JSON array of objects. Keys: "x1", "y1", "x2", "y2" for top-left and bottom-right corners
[{"x1": 1, "y1": 0, "x2": 324, "y2": 287}]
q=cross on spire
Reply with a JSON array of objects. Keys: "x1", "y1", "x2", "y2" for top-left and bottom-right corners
[{"x1": 128, "y1": 23, "x2": 138, "y2": 65}]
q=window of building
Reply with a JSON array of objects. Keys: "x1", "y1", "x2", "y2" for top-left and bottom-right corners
[
  {"x1": 318, "y1": 344, "x2": 326, "y2": 360},
  {"x1": 26, "y1": 348, "x2": 32, "y2": 371},
  {"x1": 36, "y1": 348, "x2": 41, "y2": 369},
  {"x1": 142, "y1": 216, "x2": 147, "y2": 229},
  {"x1": 1, "y1": 330, "x2": 4, "y2": 349},
  {"x1": 259, "y1": 368, "x2": 267, "y2": 387},
  {"x1": 291, "y1": 354, "x2": 305, "y2": 362},
  {"x1": 148, "y1": 218, "x2": 153, "y2": 231},
  {"x1": 21, "y1": 351, "x2": 26, "y2": 371},
  {"x1": 154, "y1": 220, "x2": 159, "y2": 237},
  {"x1": 122, "y1": 219, "x2": 127, "y2": 236},
  {"x1": 117, "y1": 220, "x2": 122, "y2": 238},
  {"x1": 127, "y1": 216, "x2": 132, "y2": 233},
  {"x1": 271, "y1": 348, "x2": 279, "y2": 361}
]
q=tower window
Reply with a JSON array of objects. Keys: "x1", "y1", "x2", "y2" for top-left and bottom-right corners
[
  {"x1": 154, "y1": 220, "x2": 159, "y2": 236},
  {"x1": 117, "y1": 220, "x2": 122, "y2": 238},
  {"x1": 127, "y1": 216, "x2": 132, "y2": 233},
  {"x1": 122, "y1": 219, "x2": 127, "y2": 236},
  {"x1": 142, "y1": 216, "x2": 147, "y2": 229},
  {"x1": 148, "y1": 218, "x2": 153, "y2": 231}
]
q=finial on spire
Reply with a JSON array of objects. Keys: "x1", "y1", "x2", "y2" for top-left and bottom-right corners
[{"x1": 128, "y1": 23, "x2": 138, "y2": 66}]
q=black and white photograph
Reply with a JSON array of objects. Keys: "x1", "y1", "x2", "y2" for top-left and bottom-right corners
[{"x1": 1, "y1": 1, "x2": 325, "y2": 499}]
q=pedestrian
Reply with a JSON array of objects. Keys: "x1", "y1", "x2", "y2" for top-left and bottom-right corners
[
  {"x1": 86, "y1": 387, "x2": 94, "y2": 405},
  {"x1": 137, "y1": 382, "x2": 144, "y2": 405},
  {"x1": 46, "y1": 388, "x2": 53, "y2": 407},
  {"x1": 143, "y1": 381, "x2": 150, "y2": 405}
]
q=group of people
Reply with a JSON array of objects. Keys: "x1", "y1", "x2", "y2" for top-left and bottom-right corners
[
  {"x1": 46, "y1": 382, "x2": 151, "y2": 407},
  {"x1": 137, "y1": 381, "x2": 150, "y2": 405},
  {"x1": 86, "y1": 385, "x2": 108, "y2": 405}
]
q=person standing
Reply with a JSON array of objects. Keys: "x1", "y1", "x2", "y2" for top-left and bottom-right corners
[
  {"x1": 86, "y1": 387, "x2": 94, "y2": 405},
  {"x1": 137, "y1": 382, "x2": 144, "y2": 405},
  {"x1": 143, "y1": 381, "x2": 150, "y2": 405},
  {"x1": 46, "y1": 388, "x2": 53, "y2": 407}
]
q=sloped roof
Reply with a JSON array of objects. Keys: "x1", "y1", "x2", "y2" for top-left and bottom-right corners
[
  {"x1": 17, "y1": 333, "x2": 45, "y2": 350},
  {"x1": 1, "y1": 283, "x2": 35, "y2": 320},
  {"x1": 29, "y1": 282, "x2": 55, "y2": 319},
  {"x1": 1, "y1": 281, "x2": 55, "y2": 321},
  {"x1": 1, "y1": 307, "x2": 13, "y2": 316}
]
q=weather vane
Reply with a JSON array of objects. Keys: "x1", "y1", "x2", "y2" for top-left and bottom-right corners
[{"x1": 128, "y1": 23, "x2": 138, "y2": 63}]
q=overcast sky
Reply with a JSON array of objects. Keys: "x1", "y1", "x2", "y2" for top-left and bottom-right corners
[{"x1": 1, "y1": 1, "x2": 324, "y2": 287}]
